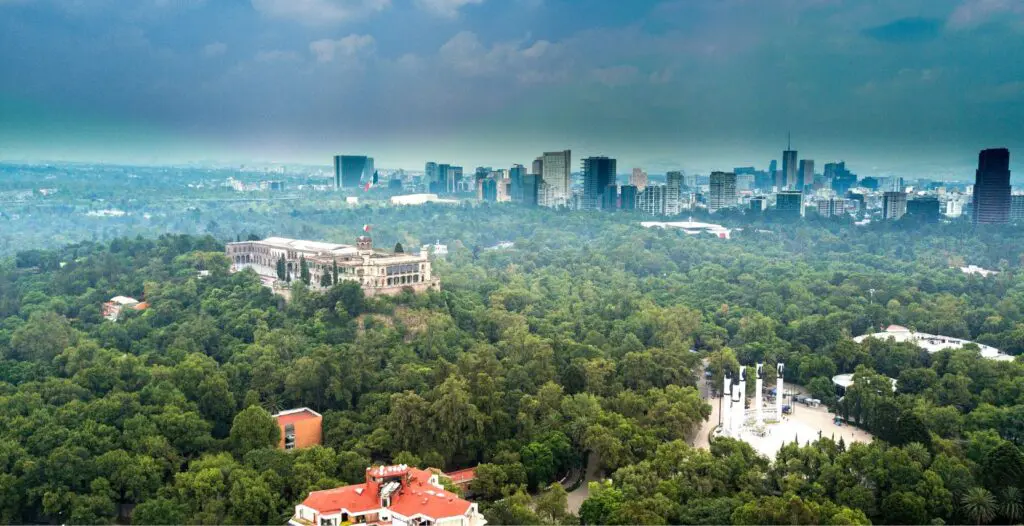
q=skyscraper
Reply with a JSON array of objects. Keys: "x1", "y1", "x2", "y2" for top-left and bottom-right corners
[
  {"x1": 582, "y1": 156, "x2": 617, "y2": 210},
  {"x1": 630, "y1": 168, "x2": 648, "y2": 191},
  {"x1": 708, "y1": 172, "x2": 737, "y2": 213},
  {"x1": 509, "y1": 164, "x2": 526, "y2": 202},
  {"x1": 523, "y1": 174, "x2": 540, "y2": 207},
  {"x1": 768, "y1": 160, "x2": 778, "y2": 189},
  {"x1": 335, "y1": 155, "x2": 374, "y2": 190},
  {"x1": 749, "y1": 196, "x2": 766, "y2": 212},
  {"x1": 972, "y1": 148, "x2": 1012, "y2": 224},
  {"x1": 666, "y1": 171, "x2": 684, "y2": 216},
  {"x1": 798, "y1": 159, "x2": 814, "y2": 191},
  {"x1": 882, "y1": 191, "x2": 908, "y2": 220},
  {"x1": 620, "y1": 185, "x2": 638, "y2": 211},
  {"x1": 541, "y1": 150, "x2": 571, "y2": 207},
  {"x1": 782, "y1": 135, "x2": 797, "y2": 190}
]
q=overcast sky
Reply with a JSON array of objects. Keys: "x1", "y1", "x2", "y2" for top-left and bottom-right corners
[{"x1": 1, "y1": 0, "x2": 1023, "y2": 178}]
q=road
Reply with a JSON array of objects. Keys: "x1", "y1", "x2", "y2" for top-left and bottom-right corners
[{"x1": 566, "y1": 452, "x2": 601, "y2": 514}]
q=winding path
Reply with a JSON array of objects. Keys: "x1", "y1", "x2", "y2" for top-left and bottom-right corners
[{"x1": 566, "y1": 452, "x2": 602, "y2": 514}]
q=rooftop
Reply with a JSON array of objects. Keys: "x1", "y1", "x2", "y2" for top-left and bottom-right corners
[
  {"x1": 237, "y1": 237, "x2": 360, "y2": 256},
  {"x1": 299, "y1": 465, "x2": 474, "y2": 521},
  {"x1": 272, "y1": 407, "x2": 323, "y2": 426},
  {"x1": 854, "y1": 326, "x2": 1014, "y2": 362},
  {"x1": 443, "y1": 467, "x2": 476, "y2": 486}
]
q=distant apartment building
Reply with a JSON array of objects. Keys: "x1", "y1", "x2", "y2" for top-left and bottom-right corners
[
  {"x1": 749, "y1": 196, "x2": 766, "y2": 212},
  {"x1": 665, "y1": 171, "x2": 684, "y2": 215},
  {"x1": 637, "y1": 185, "x2": 666, "y2": 215},
  {"x1": 335, "y1": 155, "x2": 374, "y2": 190},
  {"x1": 509, "y1": 164, "x2": 526, "y2": 202},
  {"x1": 973, "y1": 148, "x2": 1012, "y2": 224},
  {"x1": 227, "y1": 236, "x2": 439, "y2": 297},
  {"x1": 630, "y1": 168, "x2": 648, "y2": 191},
  {"x1": 817, "y1": 198, "x2": 846, "y2": 218},
  {"x1": 882, "y1": 191, "x2": 908, "y2": 220},
  {"x1": 290, "y1": 465, "x2": 486, "y2": 526},
  {"x1": 541, "y1": 150, "x2": 571, "y2": 207},
  {"x1": 601, "y1": 184, "x2": 618, "y2": 210},
  {"x1": 906, "y1": 197, "x2": 941, "y2": 223},
  {"x1": 708, "y1": 172, "x2": 737, "y2": 213},
  {"x1": 273, "y1": 408, "x2": 322, "y2": 450},
  {"x1": 775, "y1": 191, "x2": 803, "y2": 218}
]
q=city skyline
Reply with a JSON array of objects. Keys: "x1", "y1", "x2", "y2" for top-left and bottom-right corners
[{"x1": 1, "y1": 0, "x2": 1023, "y2": 179}]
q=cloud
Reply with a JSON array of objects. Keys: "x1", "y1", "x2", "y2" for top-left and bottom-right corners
[
  {"x1": 415, "y1": 0, "x2": 483, "y2": 18},
  {"x1": 309, "y1": 34, "x2": 374, "y2": 62},
  {"x1": 202, "y1": 41, "x2": 226, "y2": 57},
  {"x1": 861, "y1": 17, "x2": 942, "y2": 42},
  {"x1": 947, "y1": 0, "x2": 1024, "y2": 30},
  {"x1": 254, "y1": 49, "x2": 300, "y2": 62},
  {"x1": 439, "y1": 31, "x2": 552, "y2": 77},
  {"x1": 250, "y1": 0, "x2": 389, "y2": 25},
  {"x1": 591, "y1": 65, "x2": 638, "y2": 87}
]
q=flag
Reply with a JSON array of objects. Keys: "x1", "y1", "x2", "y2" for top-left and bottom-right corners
[
  {"x1": 363, "y1": 224, "x2": 371, "y2": 233},
  {"x1": 363, "y1": 181, "x2": 373, "y2": 191}
]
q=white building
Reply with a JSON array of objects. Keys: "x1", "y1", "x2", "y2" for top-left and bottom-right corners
[
  {"x1": 227, "y1": 236, "x2": 440, "y2": 297},
  {"x1": 641, "y1": 220, "x2": 732, "y2": 239},
  {"x1": 541, "y1": 150, "x2": 571, "y2": 207},
  {"x1": 853, "y1": 325, "x2": 1013, "y2": 362}
]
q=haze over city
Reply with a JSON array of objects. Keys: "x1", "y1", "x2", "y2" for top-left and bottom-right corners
[{"x1": 1, "y1": 0, "x2": 1023, "y2": 179}]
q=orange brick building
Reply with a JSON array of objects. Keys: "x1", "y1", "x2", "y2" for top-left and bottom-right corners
[{"x1": 272, "y1": 408, "x2": 323, "y2": 450}]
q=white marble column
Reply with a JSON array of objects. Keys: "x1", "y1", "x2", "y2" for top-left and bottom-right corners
[
  {"x1": 755, "y1": 363, "x2": 764, "y2": 425},
  {"x1": 737, "y1": 370, "x2": 746, "y2": 433},
  {"x1": 776, "y1": 363, "x2": 785, "y2": 421},
  {"x1": 721, "y1": 376, "x2": 731, "y2": 436}
]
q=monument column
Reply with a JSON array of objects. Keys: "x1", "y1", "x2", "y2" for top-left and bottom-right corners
[
  {"x1": 735, "y1": 367, "x2": 746, "y2": 433},
  {"x1": 755, "y1": 363, "x2": 764, "y2": 425},
  {"x1": 722, "y1": 373, "x2": 731, "y2": 437},
  {"x1": 776, "y1": 363, "x2": 785, "y2": 421}
]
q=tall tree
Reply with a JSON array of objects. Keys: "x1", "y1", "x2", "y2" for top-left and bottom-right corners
[
  {"x1": 299, "y1": 256, "x2": 310, "y2": 285},
  {"x1": 961, "y1": 487, "x2": 998, "y2": 525},
  {"x1": 229, "y1": 406, "x2": 280, "y2": 454}
]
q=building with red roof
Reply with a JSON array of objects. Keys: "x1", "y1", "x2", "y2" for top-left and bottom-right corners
[
  {"x1": 273, "y1": 408, "x2": 322, "y2": 450},
  {"x1": 440, "y1": 468, "x2": 476, "y2": 493},
  {"x1": 290, "y1": 464, "x2": 486, "y2": 526}
]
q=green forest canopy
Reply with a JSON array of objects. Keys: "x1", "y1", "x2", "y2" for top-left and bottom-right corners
[{"x1": 2, "y1": 205, "x2": 1024, "y2": 524}]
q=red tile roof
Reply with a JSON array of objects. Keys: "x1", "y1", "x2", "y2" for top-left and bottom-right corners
[
  {"x1": 444, "y1": 468, "x2": 476, "y2": 485},
  {"x1": 299, "y1": 466, "x2": 474, "y2": 521}
]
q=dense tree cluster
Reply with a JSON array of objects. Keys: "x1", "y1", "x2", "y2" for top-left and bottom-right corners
[{"x1": 2, "y1": 201, "x2": 1024, "y2": 524}]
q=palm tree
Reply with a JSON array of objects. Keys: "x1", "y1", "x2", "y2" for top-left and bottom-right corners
[
  {"x1": 962, "y1": 487, "x2": 997, "y2": 525},
  {"x1": 999, "y1": 487, "x2": 1024, "y2": 524}
]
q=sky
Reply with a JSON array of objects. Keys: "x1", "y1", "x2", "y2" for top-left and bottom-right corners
[{"x1": 1, "y1": 0, "x2": 1023, "y2": 178}]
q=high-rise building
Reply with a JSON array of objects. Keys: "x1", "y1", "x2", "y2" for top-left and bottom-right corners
[
  {"x1": 449, "y1": 166, "x2": 463, "y2": 193},
  {"x1": 860, "y1": 177, "x2": 879, "y2": 191},
  {"x1": 637, "y1": 185, "x2": 666, "y2": 215},
  {"x1": 666, "y1": 171, "x2": 684, "y2": 215},
  {"x1": 782, "y1": 137, "x2": 798, "y2": 189},
  {"x1": 798, "y1": 159, "x2": 814, "y2": 191},
  {"x1": 906, "y1": 197, "x2": 941, "y2": 223},
  {"x1": 509, "y1": 164, "x2": 526, "y2": 202},
  {"x1": 972, "y1": 148, "x2": 1012, "y2": 224},
  {"x1": 532, "y1": 158, "x2": 543, "y2": 177},
  {"x1": 620, "y1": 185, "x2": 638, "y2": 211},
  {"x1": 334, "y1": 155, "x2": 374, "y2": 190},
  {"x1": 582, "y1": 156, "x2": 617, "y2": 210},
  {"x1": 882, "y1": 191, "x2": 908, "y2": 220},
  {"x1": 523, "y1": 174, "x2": 540, "y2": 207},
  {"x1": 775, "y1": 191, "x2": 803, "y2": 218},
  {"x1": 1011, "y1": 195, "x2": 1024, "y2": 222},
  {"x1": 602, "y1": 185, "x2": 618, "y2": 210},
  {"x1": 630, "y1": 168, "x2": 648, "y2": 191},
  {"x1": 749, "y1": 196, "x2": 766, "y2": 212},
  {"x1": 541, "y1": 150, "x2": 571, "y2": 207},
  {"x1": 708, "y1": 172, "x2": 737, "y2": 213},
  {"x1": 817, "y1": 198, "x2": 846, "y2": 218},
  {"x1": 768, "y1": 160, "x2": 779, "y2": 189},
  {"x1": 480, "y1": 178, "x2": 498, "y2": 202}
]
